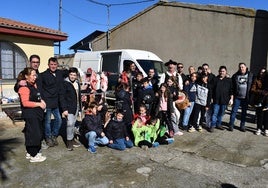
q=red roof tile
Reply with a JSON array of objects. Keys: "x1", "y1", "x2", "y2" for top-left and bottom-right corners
[{"x1": 0, "y1": 17, "x2": 68, "y2": 41}]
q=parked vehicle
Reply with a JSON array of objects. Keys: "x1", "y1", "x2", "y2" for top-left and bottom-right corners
[{"x1": 73, "y1": 49, "x2": 166, "y2": 101}]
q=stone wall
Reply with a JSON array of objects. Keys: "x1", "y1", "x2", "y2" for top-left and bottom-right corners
[{"x1": 91, "y1": 2, "x2": 268, "y2": 75}]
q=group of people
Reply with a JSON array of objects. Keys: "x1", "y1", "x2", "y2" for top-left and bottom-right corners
[
  {"x1": 16, "y1": 54, "x2": 268, "y2": 163},
  {"x1": 16, "y1": 55, "x2": 81, "y2": 162},
  {"x1": 113, "y1": 60, "x2": 268, "y2": 137}
]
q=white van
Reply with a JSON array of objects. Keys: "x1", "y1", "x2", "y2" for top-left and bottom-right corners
[{"x1": 73, "y1": 49, "x2": 166, "y2": 99}]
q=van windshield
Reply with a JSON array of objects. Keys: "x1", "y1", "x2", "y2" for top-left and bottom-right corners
[{"x1": 137, "y1": 60, "x2": 166, "y2": 75}]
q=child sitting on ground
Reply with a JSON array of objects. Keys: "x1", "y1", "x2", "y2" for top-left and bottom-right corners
[
  {"x1": 80, "y1": 102, "x2": 109, "y2": 154},
  {"x1": 132, "y1": 118, "x2": 173, "y2": 150},
  {"x1": 105, "y1": 110, "x2": 133, "y2": 151}
]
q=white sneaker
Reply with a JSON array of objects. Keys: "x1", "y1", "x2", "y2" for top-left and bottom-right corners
[
  {"x1": 265, "y1": 130, "x2": 268, "y2": 137},
  {"x1": 26, "y1": 152, "x2": 42, "y2": 159},
  {"x1": 197, "y1": 126, "x2": 203, "y2": 132},
  {"x1": 188, "y1": 126, "x2": 196, "y2": 133},
  {"x1": 30, "y1": 154, "x2": 46, "y2": 163},
  {"x1": 41, "y1": 140, "x2": 49, "y2": 150},
  {"x1": 255, "y1": 129, "x2": 261, "y2": 136},
  {"x1": 25, "y1": 153, "x2": 31, "y2": 159},
  {"x1": 174, "y1": 131, "x2": 183, "y2": 136}
]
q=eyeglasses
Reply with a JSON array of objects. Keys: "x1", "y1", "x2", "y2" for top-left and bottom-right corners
[
  {"x1": 31, "y1": 61, "x2": 40, "y2": 64},
  {"x1": 178, "y1": 66, "x2": 183, "y2": 68}
]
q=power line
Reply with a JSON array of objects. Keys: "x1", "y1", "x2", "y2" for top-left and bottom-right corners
[
  {"x1": 62, "y1": 7, "x2": 115, "y2": 26},
  {"x1": 86, "y1": 0, "x2": 155, "y2": 7},
  {"x1": 61, "y1": 0, "x2": 156, "y2": 27},
  {"x1": 85, "y1": 0, "x2": 156, "y2": 49},
  {"x1": 85, "y1": 0, "x2": 156, "y2": 28}
]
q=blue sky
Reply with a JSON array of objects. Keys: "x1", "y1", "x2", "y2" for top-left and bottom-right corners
[{"x1": 1, "y1": 0, "x2": 267, "y2": 55}]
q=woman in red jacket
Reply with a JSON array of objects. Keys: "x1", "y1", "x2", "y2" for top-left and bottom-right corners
[{"x1": 18, "y1": 67, "x2": 46, "y2": 163}]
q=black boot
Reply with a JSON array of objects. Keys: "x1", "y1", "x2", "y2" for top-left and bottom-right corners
[
  {"x1": 52, "y1": 136, "x2": 58, "y2": 146},
  {"x1": 67, "y1": 140, "x2": 73, "y2": 151}
]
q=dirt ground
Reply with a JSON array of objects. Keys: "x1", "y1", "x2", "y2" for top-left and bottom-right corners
[{"x1": 0, "y1": 109, "x2": 268, "y2": 188}]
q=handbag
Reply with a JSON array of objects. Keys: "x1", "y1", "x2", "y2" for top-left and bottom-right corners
[{"x1": 175, "y1": 91, "x2": 190, "y2": 110}]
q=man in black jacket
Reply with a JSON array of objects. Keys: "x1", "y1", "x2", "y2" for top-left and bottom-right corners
[
  {"x1": 210, "y1": 66, "x2": 233, "y2": 132},
  {"x1": 41, "y1": 57, "x2": 65, "y2": 147},
  {"x1": 229, "y1": 63, "x2": 254, "y2": 132}
]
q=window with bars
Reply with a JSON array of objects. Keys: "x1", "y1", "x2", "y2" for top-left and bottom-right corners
[{"x1": 0, "y1": 41, "x2": 27, "y2": 79}]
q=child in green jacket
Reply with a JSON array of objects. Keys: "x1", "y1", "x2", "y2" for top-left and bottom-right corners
[{"x1": 132, "y1": 118, "x2": 173, "y2": 150}]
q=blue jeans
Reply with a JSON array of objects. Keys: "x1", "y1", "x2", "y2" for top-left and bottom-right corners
[
  {"x1": 85, "y1": 131, "x2": 109, "y2": 147},
  {"x1": 182, "y1": 102, "x2": 194, "y2": 127},
  {"x1": 211, "y1": 104, "x2": 227, "y2": 127},
  {"x1": 229, "y1": 98, "x2": 248, "y2": 128},
  {"x1": 44, "y1": 108, "x2": 62, "y2": 138},
  {"x1": 108, "y1": 138, "x2": 133, "y2": 151}
]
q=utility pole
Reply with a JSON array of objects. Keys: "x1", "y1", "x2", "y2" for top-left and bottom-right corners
[
  {"x1": 106, "y1": 5, "x2": 111, "y2": 49},
  {"x1": 58, "y1": 0, "x2": 62, "y2": 55}
]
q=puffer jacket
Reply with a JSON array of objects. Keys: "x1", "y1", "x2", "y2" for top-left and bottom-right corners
[
  {"x1": 105, "y1": 118, "x2": 129, "y2": 141},
  {"x1": 80, "y1": 113, "x2": 103, "y2": 137}
]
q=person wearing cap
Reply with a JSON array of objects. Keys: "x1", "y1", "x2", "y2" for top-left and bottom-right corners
[
  {"x1": 159, "y1": 59, "x2": 183, "y2": 90},
  {"x1": 159, "y1": 60, "x2": 183, "y2": 134}
]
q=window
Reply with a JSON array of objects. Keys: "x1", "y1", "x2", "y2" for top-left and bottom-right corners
[
  {"x1": 101, "y1": 52, "x2": 121, "y2": 90},
  {"x1": 137, "y1": 60, "x2": 166, "y2": 75},
  {"x1": 0, "y1": 41, "x2": 27, "y2": 79},
  {"x1": 101, "y1": 52, "x2": 121, "y2": 73}
]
